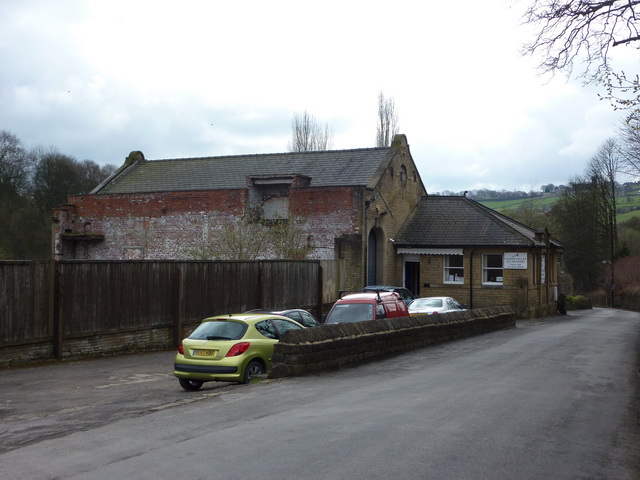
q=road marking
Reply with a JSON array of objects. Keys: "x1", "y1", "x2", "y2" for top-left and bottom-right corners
[
  {"x1": 94, "y1": 373, "x2": 170, "y2": 389},
  {"x1": 150, "y1": 391, "x2": 225, "y2": 411}
]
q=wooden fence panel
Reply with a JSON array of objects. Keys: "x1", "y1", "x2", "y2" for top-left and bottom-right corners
[
  {"x1": 58, "y1": 261, "x2": 178, "y2": 335},
  {"x1": 261, "y1": 261, "x2": 320, "y2": 310},
  {"x1": 320, "y1": 259, "x2": 344, "y2": 305},
  {"x1": 1, "y1": 259, "x2": 342, "y2": 360},
  {"x1": 0, "y1": 261, "x2": 50, "y2": 344},
  {"x1": 180, "y1": 261, "x2": 262, "y2": 321}
]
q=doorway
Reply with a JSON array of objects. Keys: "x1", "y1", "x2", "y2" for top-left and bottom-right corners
[
  {"x1": 404, "y1": 259, "x2": 420, "y2": 297},
  {"x1": 367, "y1": 230, "x2": 377, "y2": 285}
]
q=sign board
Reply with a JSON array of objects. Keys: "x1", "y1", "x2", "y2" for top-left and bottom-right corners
[{"x1": 504, "y1": 252, "x2": 527, "y2": 270}]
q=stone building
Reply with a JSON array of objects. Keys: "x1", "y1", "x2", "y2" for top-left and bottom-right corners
[
  {"x1": 393, "y1": 195, "x2": 563, "y2": 316},
  {"x1": 53, "y1": 134, "x2": 563, "y2": 316}
]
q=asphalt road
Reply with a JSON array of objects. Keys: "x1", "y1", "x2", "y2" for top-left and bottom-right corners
[{"x1": 1, "y1": 308, "x2": 639, "y2": 479}]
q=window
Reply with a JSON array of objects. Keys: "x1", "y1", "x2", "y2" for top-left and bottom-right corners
[
  {"x1": 272, "y1": 319, "x2": 304, "y2": 336},
  {"x1": 400, "y1": 165, "x2": 407, "y2": 187},
  {"x1": 326, "y1": 303, "x2": 374, "y2": 324},
  {"x1": 444, "y1": 255, "x2": 464, "y2": 283},
  {"x1": 483, "y1": 254, "x2": 503, "y2": 285},
  {"x1": 189, "y1": 321, "x2": 247, "y2": 340},
  {"x1": 448, "y1": 298, "x2": 464, "y2": 310},
  {"x1": 247, "y1": 176, "x2": 297, "y2": 221},
  {"x1": 255, "y1": 320, "x2": 279, "y2": 339},
  {"x1": 296, "y1": 311, "x2": 320, "y2": 327}
]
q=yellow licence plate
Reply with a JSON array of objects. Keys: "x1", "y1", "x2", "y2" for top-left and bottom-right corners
[{"x1": 193, "y1": 349, "x2": 217, "y2": 357}]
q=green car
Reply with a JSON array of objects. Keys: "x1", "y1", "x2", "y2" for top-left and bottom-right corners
[{"x1": 174, "y1": 313, "x2": 305, "y2": 390}]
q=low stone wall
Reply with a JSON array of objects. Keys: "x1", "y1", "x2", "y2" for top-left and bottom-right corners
[
  {"x1": 0, "y1": 325, "x2": 178, "y2": 367},
  {"x1": 0, "y1": 320, "x2": 205, "y2": 367},
  {"x1": 269, "y1": 307, "x2": 516, "y2": 378}
]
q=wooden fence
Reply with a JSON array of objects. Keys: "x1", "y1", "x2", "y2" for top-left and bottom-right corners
[{"x1": 0, "y1": 259, "x2": 343, "y2": 364}]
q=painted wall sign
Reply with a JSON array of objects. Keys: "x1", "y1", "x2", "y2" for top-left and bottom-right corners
[{"x1": 504, "y1": 252, "x2": 527, "y2": 269}]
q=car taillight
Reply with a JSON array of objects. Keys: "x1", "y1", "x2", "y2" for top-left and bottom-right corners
[
  {"x1": 226, "y1": 342, "x2": 250, "y2": 357},
  {"x1": 178, "y1": 342, "x2": 184, "y2": 355}
]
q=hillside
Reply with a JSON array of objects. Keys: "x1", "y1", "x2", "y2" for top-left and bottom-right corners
[{"x1": 466, "y1": 183, "x2": 640, "y2": 222}]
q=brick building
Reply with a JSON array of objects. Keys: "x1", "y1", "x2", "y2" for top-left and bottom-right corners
[
  {"x1": 53, "y1": 134, "x2": 563, "y2": 315},
  {"x1": 53, "y1": 135, "x2": 425, "y2": 291}
]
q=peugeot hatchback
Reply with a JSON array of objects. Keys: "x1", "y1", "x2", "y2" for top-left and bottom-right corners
[{"x1": 174, "y1": 313, "x2": 304, "y2": 390}]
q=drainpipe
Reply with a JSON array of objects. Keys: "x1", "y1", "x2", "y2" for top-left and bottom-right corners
[
  {"x1": 469, "y1": 249, "x2": 474, "y2": 309},
  {"x1": 364, "y1": 194, "x2": 372, "y2": 286}
]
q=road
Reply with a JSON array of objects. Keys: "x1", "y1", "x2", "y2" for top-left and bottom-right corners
[{"x1": 0, "y1": 308, "x2": 639, "y2": 479}]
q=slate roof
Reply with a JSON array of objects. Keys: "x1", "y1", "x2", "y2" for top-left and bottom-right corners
[
  {"x1": 93, "y1": 147, "x2": 394, "y2": 194},
  {"x1": 395, "y1": 196, "x2": 563, "y2": 249}
]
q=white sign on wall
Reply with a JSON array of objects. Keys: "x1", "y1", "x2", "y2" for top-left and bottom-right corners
[{"x1": 504, "y1": 252, "x2": 527, "y2": 269}]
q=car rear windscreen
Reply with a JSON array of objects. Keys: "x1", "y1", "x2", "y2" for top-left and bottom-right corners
[
  {"x1": 189, "y1": 321, "x2": 247, "y2": 340},
  {"x1": 326, "y1": 303, "x2": 374, "y2": 323}
]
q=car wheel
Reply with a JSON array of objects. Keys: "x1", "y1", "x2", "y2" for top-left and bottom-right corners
[
  {"x1": 179, "y1": 378, "x2": 203, "y2": 391},
  {"x1": 242, "y1": 360, "x2": 265, "y2": 384}
]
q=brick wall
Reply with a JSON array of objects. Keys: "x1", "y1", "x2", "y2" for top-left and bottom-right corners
[
  {"x1": 54, "y1": 187, "x2": 366, "y2": 264},
  {"x1": 290, "y1": 186, "x2": 363, "y2": 263},
  {"x1": 55, "y1": 191, "x2": 246, "y2": 260}
]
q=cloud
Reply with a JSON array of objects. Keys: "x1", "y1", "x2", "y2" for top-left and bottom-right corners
[{"x1": 0, "y1": 0, "x2": 630, "y2": 192}]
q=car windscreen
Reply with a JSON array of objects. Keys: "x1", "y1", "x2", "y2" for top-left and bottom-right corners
[
  {"x1": 326, "y1": 303, "x2": 374, "y2": 323},
  {"x1": 414, "y1": 298, "x2": 443, "y2": 308},
  {"x1": 188, "y1": 320, "x2": 247, "y2": 340}
]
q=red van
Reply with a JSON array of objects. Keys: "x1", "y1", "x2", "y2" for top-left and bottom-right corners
[{"x1": 324, "y1": 291, "x2": 409, "y2": 324}]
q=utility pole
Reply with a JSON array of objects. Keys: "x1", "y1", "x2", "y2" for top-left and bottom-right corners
[{"x1": 610, "y1": 213, "x2": 615, "y2": 308}]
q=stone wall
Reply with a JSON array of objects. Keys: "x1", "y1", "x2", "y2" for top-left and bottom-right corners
[
  {"x1": 411, "y1": 250, "x2": 559, "y2": 318},
  {"x1": 0, "y1": 325, "x2": 176, "y2": 366},
  {"x1": 269, "y1": 307, "x2": 515, "y2": 378}
]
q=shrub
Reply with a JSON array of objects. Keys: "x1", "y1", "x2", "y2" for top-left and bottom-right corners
[{"x1": 566, "y1": 295, "x2": 592, "y2": 311}]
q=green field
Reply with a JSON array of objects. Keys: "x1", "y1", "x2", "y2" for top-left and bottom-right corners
[
  {"x1": 477, "y1": 185, "x2": 640, "y2": 223},
  {"x1": 479, "y1": 196, "x2": 558, "y2": 213}
]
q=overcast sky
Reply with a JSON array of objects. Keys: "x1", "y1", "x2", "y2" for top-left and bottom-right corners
[{"x1": 0, "y1": 0, "x2": 633, "y2": 193}]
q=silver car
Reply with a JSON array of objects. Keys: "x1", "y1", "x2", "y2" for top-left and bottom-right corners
[{"x1": 408, "y1": 296, "x2": 466, "y2": 315}]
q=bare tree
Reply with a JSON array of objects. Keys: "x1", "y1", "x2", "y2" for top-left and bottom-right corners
[
  {"x1": 185, "y1": 217, "x2": 269, "y2": 260},
  {"x1": 0, "y1": 130, "x2": 32, "y2": 195},
  {"x1": 185, "y1": 215, "x2": 312, "y2": 261},
  {"x1": 30, "y1": 148, "x2": 106, "y2": 214},
  {"x1": 549, "y1": 175, "x2": 606, "y2": 292},
  {"x1": 0, "y1": 130, "x2": 34, "y2": 259},
  {"x1": 269, "y1": 216, "x2": 312, "y2": 259},
  {"x1": 376, "y1": 92, "x2": 399, "y2": 147},
  {"x1": 521, "y1": 1, "x2": 640, "y2": 115},
  {"x1": 618, "y1": 113, "x2": 640, "y2": 177},
  {"x1": 522, "y1": 1, "x2": 640, "y2": 78},
  {"x1": 587, "y1": 138, "x2": 622, "y2": 250},
  {"x1": 288, "y1": 111, "x2": 333, "y2": 152}
]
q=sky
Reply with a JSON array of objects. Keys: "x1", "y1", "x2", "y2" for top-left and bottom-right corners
[{"x1": 0, "y1": 0, "x2": 635, "y2": 194}]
